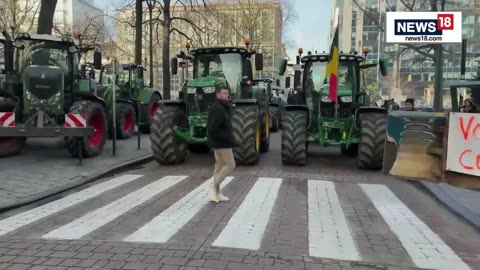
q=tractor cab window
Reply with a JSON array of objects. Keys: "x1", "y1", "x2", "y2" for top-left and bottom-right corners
[
  {"x1": 17, "y1": 41, "x2": 72, "y2": 76},
  {"x1": 304, "y1": 61, "x2": 327, "y2": 93},
  {"x1": 194, "y1": 53, "x2": 242, "y2": 94}
]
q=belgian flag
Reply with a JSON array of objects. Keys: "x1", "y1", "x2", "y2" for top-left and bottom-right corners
[{"x1": 326, "y1": 25, "x2": 339, "y2": 103}]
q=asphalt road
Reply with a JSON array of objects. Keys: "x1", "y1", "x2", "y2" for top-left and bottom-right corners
[{"x1": 0, "y1": 132, "x2": 478, "y2": 270}]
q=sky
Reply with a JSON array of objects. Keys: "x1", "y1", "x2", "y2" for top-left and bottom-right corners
[
  {"x1": 94, "y1": 0, "x2": 334, "y2": 61},
  {"x1": 283, "y1": 0, "x2": 334, "y2": 61}
]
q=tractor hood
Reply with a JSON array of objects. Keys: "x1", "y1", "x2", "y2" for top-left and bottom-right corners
[
  {"x1": 319, "y1": 84, "x2": 352, "y2": 96},
  {"x1": 186, "y1": 76, "x2": 227, "y2": 88}
]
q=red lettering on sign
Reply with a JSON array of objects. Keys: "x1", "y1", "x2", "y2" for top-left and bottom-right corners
[
  {"x1": 459, "y1": 149, "x2": 473, "y2": 170},
  {"x1": 460, "y1": 116, "x2": 480, "y2": 141}
]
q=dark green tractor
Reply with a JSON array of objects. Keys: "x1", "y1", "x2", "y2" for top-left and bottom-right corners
[
  {"x1": 150, "y1": 46, "x2": 266, "y2": 165},
  {"x1": 278, "y1": 51, "x2": 388, "y2": 169},
  {"x1": 0, "y1": 32, "x2": 108, "y2": 158},
  {"x1": 96, "y1": 63, "x2": 162, "y2": 139}
]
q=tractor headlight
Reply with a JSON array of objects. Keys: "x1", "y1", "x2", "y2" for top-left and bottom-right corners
[
  {"x1": 340, "y1": 96, "x2": 352, "y2": 103},
  {"x1": 202, "y1": 87, "x2": 215, "y2": 94},
  {"x1": 187, "y1": 87, "x2": 196, "y2": 94},
  {"x1": 321, "y1": 95, "x2": 333, "y2": 102},
  {"x1": 25, "y1": 90, "x2": 40, "y2": 104},
  {"x1": 48, "y1": 92, "x2": 61, "y2": 104}
]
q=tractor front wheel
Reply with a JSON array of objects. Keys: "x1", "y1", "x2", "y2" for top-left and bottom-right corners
[
  {"x1": 140, "y1": 92, "x2": 162, "y2": 133},
  {"x1": 0, "y1": 99, "x2": 25, "y2": 157},
  {"x1": 260, "y1": 109, "x2": 270, "y2": 153},
  {"x1": 232, "y1": 104, "x2": 260, "y2": 165},
  {"x1": 150, "y1": 106, "x2": 187, "y2": 165},
  {"x1": 357, "y1": 113, "x2": 387, "y2": 170},
  {"x1": 66, "y1": 100, "x2": 108, "y2": 158},
  {"x1": 281, "y1": 110, "x2": 307, "y2": 165},
  {"x1": 270, "y1": 106, "x2": 279, "y2": 132},
  {"x1": 114, "y1": 103, "x2": 136, "y2": 139}
]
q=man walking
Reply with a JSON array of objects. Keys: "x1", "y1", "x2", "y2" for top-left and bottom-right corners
[{"x1": 207, "y1": 88, "x2": 238, "y2": 203}]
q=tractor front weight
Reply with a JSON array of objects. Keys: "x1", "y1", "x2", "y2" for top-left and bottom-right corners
[{"x1": 0, "y1": 110, "x2": 93, "y2": 164}]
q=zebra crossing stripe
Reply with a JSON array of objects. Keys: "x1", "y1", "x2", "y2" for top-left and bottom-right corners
[
  {"x1": 124, "y1": 176, "x2": 235, "y2": 243},
  {"x1": 212, "y1": 177, "x2": 282, "y2": 250},
  {"x1": 308, "y1": 180, "x2": 361, "y2": 261},
  {"x1": 42, "y1": 175, "x2": 188, "y2": 240},
  {"x1": 360, "y1": 184, "x2": 471, "y2": 270},
  {"x1": 0, "y1": 174, "x2": 143, "y2": 237}
]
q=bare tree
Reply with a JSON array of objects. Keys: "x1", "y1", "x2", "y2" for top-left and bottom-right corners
[
  {"x1": 0, "y1": 0, "x2": 41, "y2": 36},
  {"x1": 52, "y1": 15, "x2": 108, "y2": 62},
  {"x1": 37, "y1": 0, "x2": 57, "y2": 34}
]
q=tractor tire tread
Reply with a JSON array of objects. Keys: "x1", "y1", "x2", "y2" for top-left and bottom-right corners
[
  {"x1": 232, "y1": 105, "x2": 260, "y2": 165},
  {"x1": 281, "y1": 110, "x2": 307, "y2": 165},
  {"x1": 150, "y1": 106, "x2": 187, "y2": 165},
  {"x1": 357, "y1": 113, "x2": 386, "y2": 170}
]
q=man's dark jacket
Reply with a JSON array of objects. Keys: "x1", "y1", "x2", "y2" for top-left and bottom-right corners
[{"x1": 207, "y1": 99, "x2": 238, "y2": 149}]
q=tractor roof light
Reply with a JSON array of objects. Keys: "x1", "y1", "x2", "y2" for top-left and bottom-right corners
[
  {"x1": 298, "y1": 48, "x2": 303, "y2": 55},
  {"x1": 362, "y1": 47, "x2": 370, "y2": 55},
  {"x1": 17, "y1": 32, "x2": 30, "y2": 39}
]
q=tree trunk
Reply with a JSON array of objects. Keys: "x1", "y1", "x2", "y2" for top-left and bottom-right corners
[
  {"x1": 433, "y1": 44, "x2": 444, "y2": 111},
  {"x1": 162, "y1": 0, "x2": 171, "y2": 100},
  {"x1": 135, "y1": 0, "x2": 143, "y2": 65},
  {"x1": 37, "y1": 0, "x2": 58, "y2": 34}
]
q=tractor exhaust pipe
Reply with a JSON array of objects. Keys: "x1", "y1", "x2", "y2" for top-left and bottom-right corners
[{"x1": 2, "y1": 30, "x2": 14, "y2": 74}]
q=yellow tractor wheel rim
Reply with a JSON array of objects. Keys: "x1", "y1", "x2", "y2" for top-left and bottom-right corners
[{"x1": 255, "y1": 120, "x2": 260, "y2": 151}]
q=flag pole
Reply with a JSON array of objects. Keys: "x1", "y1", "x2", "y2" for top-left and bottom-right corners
[{"x1": 334, "y1": 8, "x2": 340, "y2": 120}]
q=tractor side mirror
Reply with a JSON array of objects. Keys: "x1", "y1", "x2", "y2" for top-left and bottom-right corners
[
  {"x1": 171, "y1": 58, "x2": 178, "y2": 75},
  {"x1": 285, "y1": 77, "x2": 291, "y2": 88},
  {"x1": 93, "y1": 51, "x2": 102, "y2": 70},
  {"x1": 255, "y1": 53, "x2": 263, "y2": 71},
  {"x1": 379, "y1": 58, "x2": 388, "y2": 76},
  {"x1": 278, "y1": 59, "x2": 287, "y2": 75},
  {"x1": 276, "y1": 79, "x2": 280, "y2": 87}
]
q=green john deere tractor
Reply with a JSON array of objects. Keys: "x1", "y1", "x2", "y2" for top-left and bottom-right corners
[
  {"x1": 278, "y1": 51, "x2": 388, "y2": 169},
  {"x1": 252, "y1": 78, "x2": 281, "y2": 132},
  {"x1": 150, "y1": 46, "x2": 267, "y2": 165},
  {"x1": 0, "y1": 32, "x2": 108, "y2": 158},
  {"x1": 96, "y1": 63, "x2": 162, "y2": 139}
]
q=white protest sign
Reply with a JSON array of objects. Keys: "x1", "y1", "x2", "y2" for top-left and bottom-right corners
[{"x1": 446, "y1": 112, "x2": 480, "y2": 176}]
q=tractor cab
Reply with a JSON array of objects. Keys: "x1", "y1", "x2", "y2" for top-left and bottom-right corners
[
  {"x1": 13, "y1": 33, "x2": 81, "y2": 114},
  {"x1": 177, "y1": 47, "x2": 260, "y2": 113}
]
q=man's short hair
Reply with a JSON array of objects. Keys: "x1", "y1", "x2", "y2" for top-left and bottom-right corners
[
  {"x1": 405, "y1": 98, "x2": 414, "y2": 104},
  {"x1": 216, "y1": 88, "x2": 228, "y2": 93}
]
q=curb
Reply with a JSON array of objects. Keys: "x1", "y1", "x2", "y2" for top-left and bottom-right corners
[
  {"x1": 414, "y1": 181, "x2": 480, "y2": 231},
  {"x1": 0, "y1": 154, "x2": 154, "y2": 213}
]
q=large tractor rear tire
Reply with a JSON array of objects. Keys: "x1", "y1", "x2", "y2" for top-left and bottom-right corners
[
  {"x1": 150, "y1": 106, "x2": 187, "y2": 165},
  {"x1": 232, "y1": 104, "x2": 260, "y2": 165},
  {"x1": 66, "y1": 100, "x2": 108, "y2": 158},
  {"x1": 357, "y1": 113, "x2": 387, "y2": 170},
  {"x1": 270, "y1": 106, "x2": 279, "y2": 132},
  {"x1": 0, "y1": 98, "x2": 25, "y2": 157},
  {"x1": 109, "y1": 102, "x2": 136, "y2": 140},
  {"x1": 281, "y1": 110, "x2": 307, "y2": 165},
  {"x1": 140, "y1": 92, "x2": 162, "y2": 134}
]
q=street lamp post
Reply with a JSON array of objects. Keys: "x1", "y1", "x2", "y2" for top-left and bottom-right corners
[{"x1": 145, "y1": 0, "x2": 155, "y2": 88}]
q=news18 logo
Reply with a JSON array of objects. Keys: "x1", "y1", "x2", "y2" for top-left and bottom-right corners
[{"x1": 386, "y1": 12, "x2": 462, "y2": 44}]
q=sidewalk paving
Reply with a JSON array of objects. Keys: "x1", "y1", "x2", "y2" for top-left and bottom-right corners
[
  {"x1": 421, "y1": 182, "x2": 480, "y2": 230},
  {"x1": 0, "y1": 135, "x2": 153, "y2": 210}
]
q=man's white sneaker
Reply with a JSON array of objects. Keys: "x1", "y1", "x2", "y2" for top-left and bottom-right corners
[
  {"x1": 218, "y1": 193, "x2": 229, "y2": 202},
  {"x1": 209, "y1": 186, "x2": 220, "y2": 203}
]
